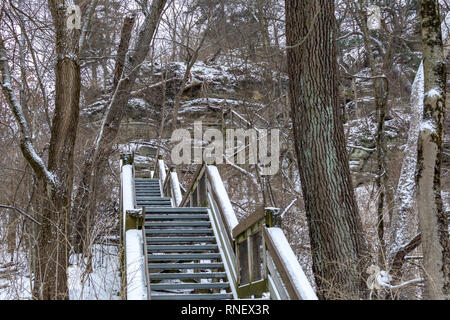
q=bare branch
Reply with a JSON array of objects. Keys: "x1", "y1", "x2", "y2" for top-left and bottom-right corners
[
  {"x1": 0, "y1": 35, "x2": 56, "y2": 187},
  {"x1": 0, "y1": 204, "x2": 41, "y2": 225}
]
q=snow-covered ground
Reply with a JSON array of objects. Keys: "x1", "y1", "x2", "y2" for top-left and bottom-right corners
[
  {"x1": 0, "y1": 245, "x2": 121, "y2": 300},
  {"x1": 68, "y1": 245, "x2": 121, "y2": 300}
]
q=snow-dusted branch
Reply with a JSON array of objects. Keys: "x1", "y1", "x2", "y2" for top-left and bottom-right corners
[
  {"x1": 280, "y1": 198, "x2": 297, "y2": 218},
  {"x1": 0, "y1": 37, "x2": 56, "y2": 187},
  {"x1": 223, "y1": 156, "x2": 260, "y2": 190},
  {"x1": 0, "y1": 204, "x2": 41, "y2": 225},
  {"x1": 382, "y1": 278, "x2": 424, "y2": 290},
  {"x1": 79, "y1": 0, "x2": 99, "y2": 53},
  {"x1": 347, "y1": 144, "x2": 376, "y2": 152}
]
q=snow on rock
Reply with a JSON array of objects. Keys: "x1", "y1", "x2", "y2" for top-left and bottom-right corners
[
  {"x1": 125, "y1": 230, "x2": 147, "y2": 300},
  {"x1": 266, "y1": 227, "x2": 318, "y2": 300}
]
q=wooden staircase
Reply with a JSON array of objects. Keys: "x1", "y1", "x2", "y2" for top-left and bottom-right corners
[
  {"x1": 135, "y1": 178, "x2": 233, "y2": 300},
  {"x1": 121, "y1": 154, "x2": 317, "y2": 300}
]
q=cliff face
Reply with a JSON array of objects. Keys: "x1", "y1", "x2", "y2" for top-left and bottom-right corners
[
  {"x1": 81, "y1": 50, "x2": 450, "y2": 191},
  {"x1": 81, "y1": 58, "x2": 284, "y2": 136}
]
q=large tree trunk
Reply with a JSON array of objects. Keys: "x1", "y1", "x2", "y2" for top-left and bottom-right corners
[
  {"x1": 415, "y1": 0, "x2": 449, "y2": 300},
  {"x1": 34, "y1": 1, "x2": 82, "y2": 300},
  {"x1": 285, "y1": 0, "x2": 368, "y2": 300}
]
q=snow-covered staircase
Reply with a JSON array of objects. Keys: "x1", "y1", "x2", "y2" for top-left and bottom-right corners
[
  {"x1": 121, "y1": 155, "x2": 317, "y2": 300},
  {"x1": 135, "y1": 178, "x2": 233, "y2": 300}
]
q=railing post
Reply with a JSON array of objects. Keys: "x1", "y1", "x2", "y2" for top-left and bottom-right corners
[
  {"x1": 121, "y1": 152, "x2": 148, "y2": 300},
  {"x1": 157, "y1": 155, "x2": 166, "y2": 190},
  {"x1": 265, "y1": 207, "x2": 281, "y2": 228},
  {"x1": 121, "y1": 153, "x2": 134, "y2": 166},
  {"x1": 170, "y1": 166, "x2": 183, "y2": 207},
  {"x1": 121, "y1": 153, "x2": 137, "y2": 233}
]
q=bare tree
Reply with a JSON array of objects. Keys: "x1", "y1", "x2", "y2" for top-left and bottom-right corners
[
  {"x1": 71, "y1": 0, "x2": 167, "y2": 256},
  {"x1": 415, "y1": 0, "x2": 449, "y2": 300},
  {"x1": 0, "y1": 0, "x2": 85, "y2": 299},
  {"x1": 285, "y1": 0, "x2": 369, "y2": 299}
]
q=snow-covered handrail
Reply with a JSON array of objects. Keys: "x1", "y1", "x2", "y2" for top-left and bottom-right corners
[
  {"x1": 121, "y1": 154, "x2": 135, "y2": 234},
  {"x1": 157, "y1": 156, "x2": 166, "y2": 188},
  {"x1": 263, "y1": 227, "x2": 318, "y2": 300},
  {"x1": 205, "y1": 165, "x2": 239, "y2": 239},
  {"x1": 120, "y1": 154, "x2": 147, "y2": 300},
  {"x1": 153, "y1": 156, "x2": 183, "y2": 207},
  {"x1": 169, "y1": 167, "x2": 183, "y2": 206}
]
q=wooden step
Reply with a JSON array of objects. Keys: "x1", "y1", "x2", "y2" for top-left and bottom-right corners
[
  {"x1": 144, "y1": 207, "x2": 208, "y2": 213},
  {"x1": 149, "y1": 272, "x2": 226, "y2": 280},
  {"x1": 135, "y1": 186, "x2": 160, "y2": 189},
  {"x1": 147, "y1": 244, "x2": 218, "y2": 252},
  {"x1": 146, "y1": 236, "x2": 216, "y2": 243},
  {"x1": 148, "y1": 262, "x2": 224, "y2": 270},
  {"x1": 138, "y1": 202, "x2": 172, "y2": 206},
  {"x1": 151, "y1": 282, "x2": 229, "y2": 291},
  {"x1": 137, "y1": 197, "x2": 171, "y2": 201},
  {"x1": 137, "y1": 200, "x2": 171, "y2": 204},
  {"x1": 146, "y1": 229, "x2": 213, "y2": 235},
  {"x1": 148, "y1": 253, "x2": 221, "y2": 261},
  {"x1": 145, "y1": 221, "x2": 211, "y2": 228},
  {"x1": 151, "y1": 293, "x2": 233, "y2": 300},
  {"x1": 145, "y1": 214, "x2": 209, "y2": 220},
  {"x1": 136, "y1": 191, "x2": 162, "y2": 194}
]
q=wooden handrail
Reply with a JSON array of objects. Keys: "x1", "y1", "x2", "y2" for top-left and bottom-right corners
[
  {"x1": 179, "y1": 163, "x2": 206, "y2": 207},
  {"x1": 263, "y1": 227, "x2": 317, "y2": 300},
  {"x1": 232, "y1": 207, "x2": 265, "y2": 239},
  {"x1": 157, "y1": 157, "x2": 166, "y2": 186},
  {"x1": 162, "y1": 167, "x2": 170, "y2": 196},
  {"x1": 262, "y1": 227, "x2": 298, "y2": 299},
  {"x1": 205, "y1": 165, "x2": 239, "y2": 242},
  {"x1": 169, "y1": 167, "x2": 183, "y2": 206},
  {"x1": 120, "y1": 153, "x2": 148, "y2": 300}
]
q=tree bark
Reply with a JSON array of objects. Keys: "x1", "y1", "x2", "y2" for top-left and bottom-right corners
[
  {"x1": 113, "y1": 14, "x2": 136, "y2": 91},
  {"x1": 415, "y1": 0, "x2": 449, "y2": 300},
  {"x1": 388, "y1": 12, "x2": 450, "y2": 283},
  {"x1": 286, "y1": 0, "x2": 369, "y2": 300},
  {"x1": 35, "y1": 0, "x2": 82, "y2": 300}
]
